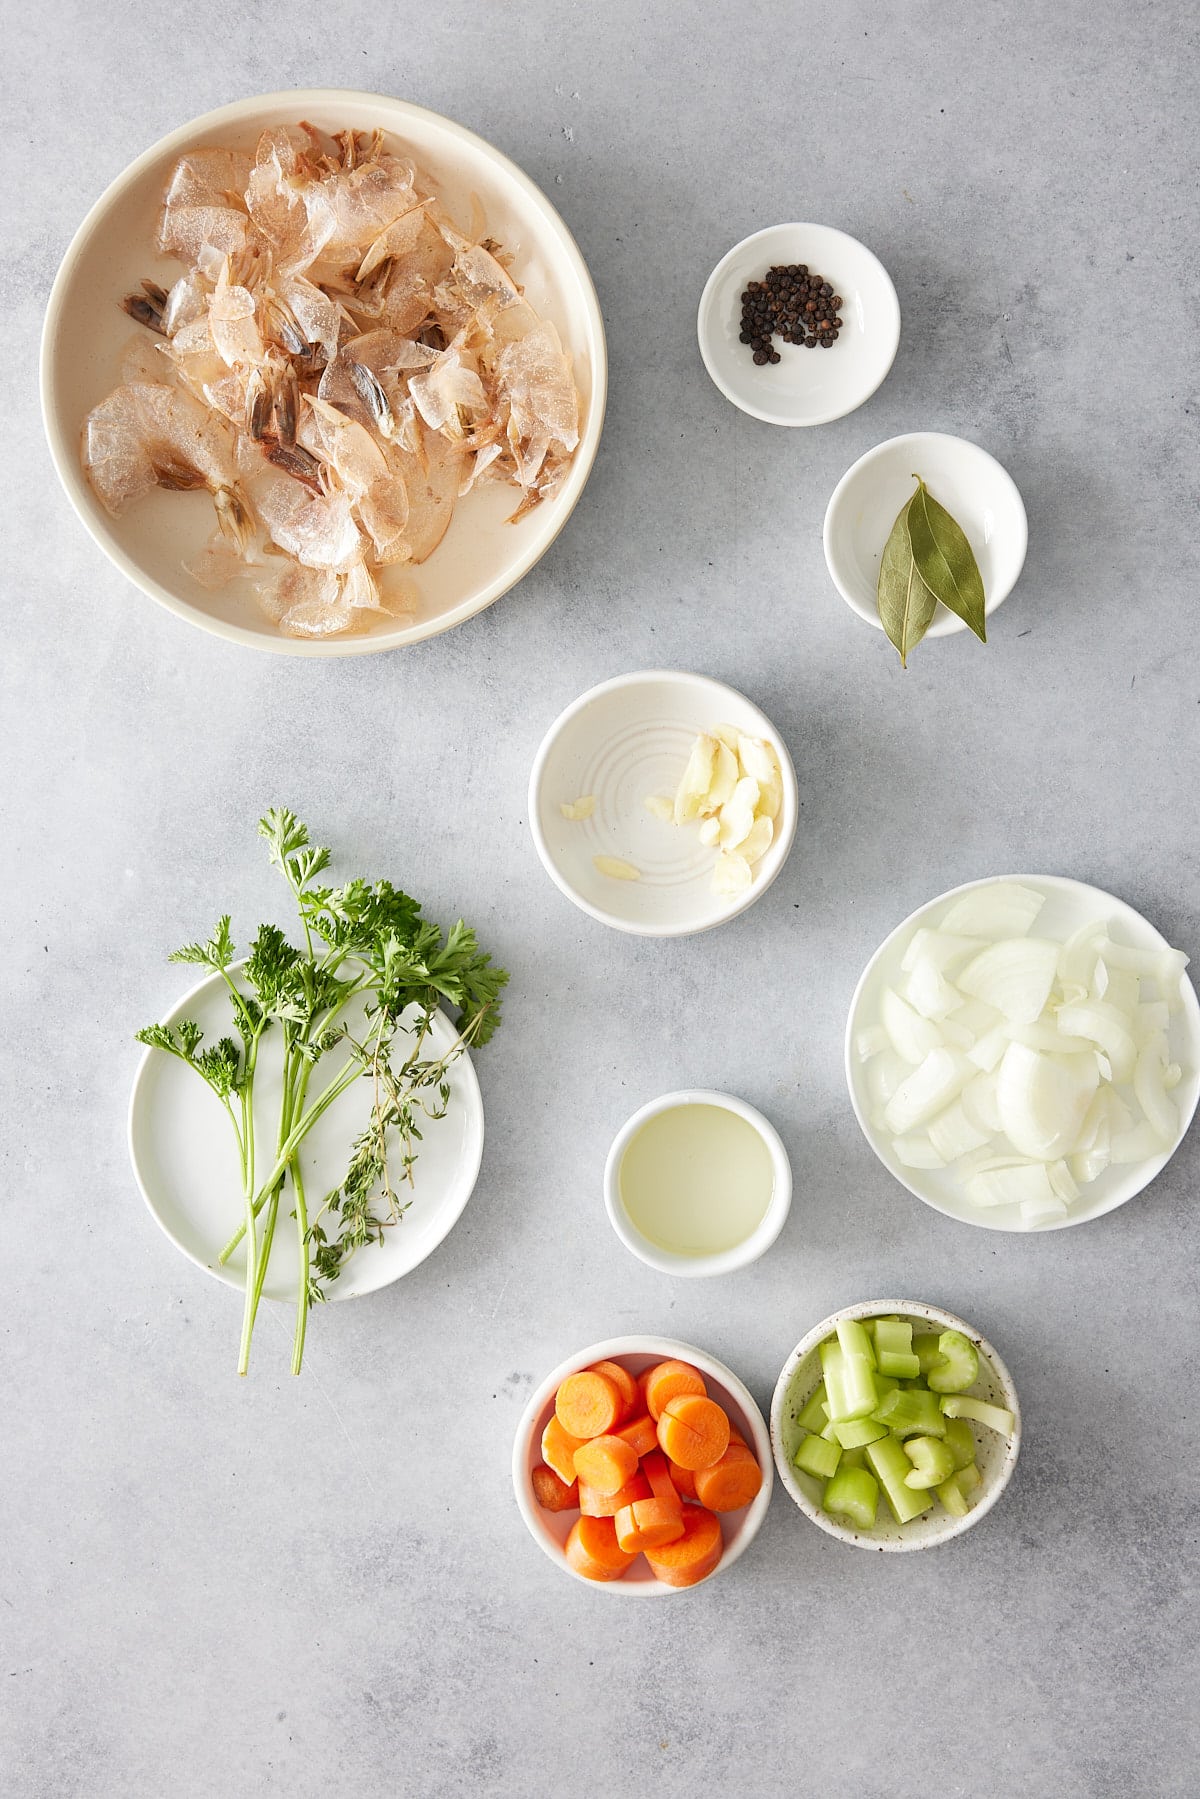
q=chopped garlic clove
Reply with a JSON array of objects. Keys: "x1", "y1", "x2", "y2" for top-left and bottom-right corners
[
  {"x1": 673, "y1": 733, "x2": 718, "y2": 825},
  {"x1": 698, "y1": 816, "x2": 721, "y2": 847},
  {"x1": 701, "y1": 742, "x2": 739, "y2": 815},
  {"x1": 755, "y1": 775, "x2": 783, "y2": 822},
  {"x1": 593, "y1": 855, "x2": 640, "y2": 882},
  {"x1": 739, "y1": 814, "x2": 773, "y2": 865},
  {"x1": 560, "y1": 794, "x2": 595, "y2": 821},
  {"x1": 718, "y1": 776, "x2": 760, "y2": 848},
  {"x1": 712, "y1": 723, "x2": 742, "y2": 756},
  {"x1": 736, "y1": 733, "x2": 781, "y2": 788},
  {"x1": 712, "y1": 851, "x2": 752, "y2": 897},
  {"x1": 644, "y1": 794, "x2": 674, "y2": 822}
]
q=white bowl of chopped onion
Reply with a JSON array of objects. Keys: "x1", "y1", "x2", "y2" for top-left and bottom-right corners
[
  {"x1": 846, "y1": 876, "x2": 1200, "y2": 1231},
  {"x1": 40, "y1": 90, "x2": 606, "y2": 654}
]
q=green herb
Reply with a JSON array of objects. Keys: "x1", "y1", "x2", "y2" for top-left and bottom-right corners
[
  {"x1": 876, "y1": 477, "x2": 987, "y2": 665},
  {"x1": 136, "y1": 811, "x2": 507, "y2": 1376}
]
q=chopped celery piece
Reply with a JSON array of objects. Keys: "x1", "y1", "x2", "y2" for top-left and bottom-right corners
[
  {"x1": 820, "y1": 1415, "x2": 842, "y2": 1442},
  {"x1": 820, "y1": 1338, "x2": 875, "y2": 1422},
  {"x1": 839, "y1": 1446, "x2": 868, "y2": 1469},
  {"x1": 794, "y1": 1432, "x2": 842, "y2": 1480},
  {"x1": 878, "y1": 1349, "x2": 921, "y2": 1379},
  {"x1": 836, "y1": 1318, "x2": 877, "y2": 1367},
  {"x1": 935, "y1": 1463, "x2": 981, "y2": 1516},
  {"x1": 873, "y1": 1374, "x2": 899, "y2": 1402},
  {"x1": 873, "y1": 1386, "x2": 946, "y2": 1439},
  {"x1": 822, "y1": 1464, "x2": 880, "y2": 1529},
  {"x1": 833, "y1": 1416, "x2": 889, "y2": 1449},
  {"x1": 872, "y1": 1318, "x2": 913, "y2": 1359},
  {"x1": 835, "y1": 1319, "x2": 879, "y2": 1417},
  {"x1": 902, "y1": 1435, "x2": 957, "y2": 1489},
  {"x1": 942, "y1": 1416, "x2": 976, "y2": 1472},
  {"x1": 795, "y1": 1381, "x2": 829, "y2": 1434},
  {"x1": 912, "y1": 1332, "x2": 944, "y2": 1375},
  {"x1": 865, "y1": 1434, "x2": 934, "y2": 1524},
  {"x1": 941, "y1": 1395, "x2": 1015, "y2": 1436},
  {"x1": 925, "y1": 1329, "x2": 980, "y2": 1394}
]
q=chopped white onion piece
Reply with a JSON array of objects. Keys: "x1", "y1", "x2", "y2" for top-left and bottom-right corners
[
  {"x1": 1091, "y1": 962, "x2": 1139, "y2": 1016},
  {"x1": 1099, "y1": 934, "x2": 1190, "y2": 1004},
  {"x1": 880, "y1": 987, "x2": 943, "y2": 1065},
  {"x1": 903, "y1": 954, "x2": 964, "y2": 1020},
  {"x1": 1135, "y1": 1000, "x2": 1170, "y2": 1041},
  {"x1": 939, "y1": 883, "x2": 1045, "y2": 939},
  {"x1": 900, "y1": 928, "x2": 985, "y2": 975},
  {"x1": 995, "y1": 1042, "x2": 1099, "y2": 1160},
  {"x1": 883, "y1": 1048, "x2": 973, "y2": 1136},
  {"x1": 1020, "y1": 1191, "x2": 1070, "y2": 1227},
  {"x1": 1006, "y1": 1020, "x2": 1094, "y2": 1055},
  {"x1": 956, "y1": 1146, "x2": 1041, "y2": 1181},
  {"x1": 940, "y1": 1019, "x2": 975, "y2": 1049},
  {"x1": 1111, "y1": 1121, "x2": 1169, "y2": 1164},
  {"x1": 855, "y1": 1024, "x2": 890, "y2": 1061},
  {"x1": 951, "y1": 997, "x2": 1004, "y2": 1040},
  {"x1": 1095, "y1": 1051, "x2": 1113, "y2": 1082},
  {"x1": 1048, "y1": 1159, "x2": 1079, "y2": 1204},
  {"x1": 968, "y1": 1023, "x2": 1010, "y2": 1072},
  {"x1": 927, "y1": 1099, "x2": 992, "y2": 1161},
  {"x1": 893, "y1": 1134, "x2": 945, "y2": 1169},
  {"x1": 966, "y1": 1163, "x2": 1058, "y2": 1208},
  {"x1": 1057, "y1": 918, "x2": 1106, "y2": 989},
  {"x1": 1133, "y1": 1034, "x2": 1178, "y2": 1143},
  {"x1": 961, "y1": 1070, "x2": 1003, "y2": 1134},
  {"x1": 868, "y1": 1049, "x2": 909, "y2": 1109},
  {"x1": 958, "y1": 938, "x2": 1059, "y2": 1023},
  {"x1": 1055, "y1": 1001, "x2": 1136, "y2": 1083}
]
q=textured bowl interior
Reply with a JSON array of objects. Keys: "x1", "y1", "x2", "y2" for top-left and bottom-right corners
[
  {"x1": 771, "y1": 1300, "x2": 1021, "y2": 1552},
  {"x1": 823, "y1": 432, "x2": 1027, "y2": 636},
  {"x1": 845, "y1": 874, "x2": 1200, "y2": 1231},
  {"x1": 513, "y1": 1336, "x2": 774, "y2": 1594},
  {"x1": 41, "y1": 89, "x2": 606, "y2": 655},
  {"x1": 529, "y1": 670, "x2": 798, "y2": 936},
  {"x1": 697, "y1": 222, "x2": 900, "y2": 427}
]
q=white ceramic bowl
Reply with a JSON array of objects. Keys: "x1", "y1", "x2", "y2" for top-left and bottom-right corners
[
  {"x1": 513, "y1": 1335, "x2": 774, "y2": 1594},
  {"x1": 40, "y1": 89, "x2": 606, "y2": 656},
  {"x1": 771, "y1": 1300, "x2": 1021, "y2": 1552},
  {"x1": 697, "y1": 223, "x2": 900, "y2": 427},
  {"x1": 129, "y1": 963, "x2": 484, "y2": 1299},
  {"x1": 528, "y1": 670, "x2": 798, "y2": 936},
  {"x1": 823, "y1": 432, "x2": 1027, "y2": 638},
  {"x1": 603, "y1": 1089, "x2": 792, "y2": 1276},
  {"x1": 846, "y1": 874, "x2": 1200, "y2": 1231}
]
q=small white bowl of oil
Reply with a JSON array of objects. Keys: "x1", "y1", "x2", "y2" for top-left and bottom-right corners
[{"x1": 603, "y1": 1089, "x2": 792, "y2": 1277}]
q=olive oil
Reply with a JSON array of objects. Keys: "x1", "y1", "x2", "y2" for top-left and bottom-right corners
[{"x1": 619, "y1": 1103, "x2": 774, "y2": 1257}]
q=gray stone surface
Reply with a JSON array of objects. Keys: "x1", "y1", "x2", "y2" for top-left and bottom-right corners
[{"x1": 4, "y1": 3, "x2": 1198, "y2": 1795}]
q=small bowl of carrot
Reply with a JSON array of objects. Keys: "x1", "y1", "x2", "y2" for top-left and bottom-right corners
[{"x1": 513, "y1": 1335, "x2": 773, "y2": 1594}]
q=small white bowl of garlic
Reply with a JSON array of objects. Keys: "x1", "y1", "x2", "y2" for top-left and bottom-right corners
[
  {"x1": 846, "y1": 875, "x2": 1200, "y2": 1231},
  {"x1": 528, "y1": 670, "x2": 798, "y2": 936}
]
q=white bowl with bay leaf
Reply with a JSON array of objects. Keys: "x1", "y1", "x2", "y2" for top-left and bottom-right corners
[
  {"x1": 528, "y1": 670, "x2": 798, "y2": 936},
  {"x1": 846, "y1": 875, "x2": 1199, "y2": 1230},
  {"x1": 823, "y1": 432, "x2": 1027, "y2": 660}
]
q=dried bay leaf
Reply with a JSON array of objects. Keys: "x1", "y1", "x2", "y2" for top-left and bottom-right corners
[
  {"x1": 877, "y1": 502, "x2": 937, "y2": 667},
  {"x1": 907, "y1": 478, "x2": 987, "y2": 642}
]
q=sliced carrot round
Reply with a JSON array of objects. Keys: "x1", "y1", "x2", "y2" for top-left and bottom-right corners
[
  {"x1": 565, "y1": 1514, "x2": 638, "y2": 1582},
  {"x1": 693, "y1": 1442, "x2": 763, "y2": 1513},
  {"x1": 578, "y1": 1472, "x2": 650, "y2": 1517},
  {"x1": 541, "y1": 1415, "x2": 586, "y2": 1487},
  {"x1": 641, "y1": 1449, "x2": 685, "y2": 1510},
  {"x1": 555, "y1": 1370, "x2": 622, "y2": 1440},
  {"x1": 573, "y1": 1434, "x2": 639, "y2": 1495},
  {"x1": 614, "y1": 1497, "x2": 686, "y2": 1554},
  {"x1": 643, "y1": 1359, "x2": 707, "y2": 1422},
  {"x1": 656, "y1": 1394, "x2": 731, "y2": 1470},
  {"x1": 588, "y1": 1359, "x2": 639, "y2": 1421},
  {"x1": 644, "y1": 1506, "x2": 724, "y2": 1587},
  {"x1": 667, "y1": 1458, "x2": 698, "y2": 1501},
  {"x1": 613, "y1": 1411, "x2": 658, "y2": 1458},
  {"x1": 531, "y1": 1463, "x2": 579, "y2": 1513}
]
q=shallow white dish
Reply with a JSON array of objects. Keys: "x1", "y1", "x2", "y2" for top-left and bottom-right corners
[
  {"x1": 129, "y1": 963, "x2": 484, "y2": 1299},
  {"x1": 845, "y1": 874, "x2": 1200, "y2": 1231},
  {"x1": 40, "y1": 88, "x2": 606, "y2": 656},
  {"x1": 528, "y1": 669, "x2": 798, "y2": 936},
  {"x1": 513, "y1": 1335, "x2": 773, "y2": 1594},
  {"x1": 771, "y1": 1300, "x2": 1020, "y2": 1552},
  {"x1": 603, "y1": 1089, "x2": 792, "y2": 1276},
  {"x1": 824, "y1": 432, "x2": 1027, "y2": 638},
  {"x1": 697, "y1": 223, "x2": 899, "y2": 427}
]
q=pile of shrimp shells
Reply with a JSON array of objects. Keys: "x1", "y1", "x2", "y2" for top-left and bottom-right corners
[{"x1": 81, "y1": 124, "x2": 581, "y2": 639}]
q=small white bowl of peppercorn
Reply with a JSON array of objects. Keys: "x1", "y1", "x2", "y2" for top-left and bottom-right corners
[{"x1": 697, "y1": 223, "x2": 900, "y2": 427}]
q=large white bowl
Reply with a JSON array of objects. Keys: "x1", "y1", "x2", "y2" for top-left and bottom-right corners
[
  {"x1": 528, "y1": 670, "x2": 798, "y2": 936},
  {"x1": 40, "y1": 89, "x2": 606, "y2": 655},
  {"x1": 771, "y1": 1300, "x2": 1021, "y2": 1552},
  {"x1": 823, "y1": 432, "x2": 1027, "y2": 639},
  {"x1": 697, "y1": 223, "x2": 900, "y2": 427},
  {"x1": 845, "y1": 875, "x2": 1200, "y2": 1230},
  {"x1": 513, "y1": 1336, "x2": 774, "y2": 1595},
  {"x1": 129, "y1": 963, "x2": 484, "y2": 1299}
]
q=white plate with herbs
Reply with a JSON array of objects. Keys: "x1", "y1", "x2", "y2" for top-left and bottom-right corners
[{"x1": 845, "y1": 875, "x2": 1199, "y2": 1231}]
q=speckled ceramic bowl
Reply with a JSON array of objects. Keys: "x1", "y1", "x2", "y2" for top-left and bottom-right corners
[{"x1": 771, "y1": 1300, "x2": 1021, "y2": 1551}]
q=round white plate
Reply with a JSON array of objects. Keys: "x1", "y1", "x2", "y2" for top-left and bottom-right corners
[
  {"x1": 40, "y1": 89, "x2": 606, "y2": 655},
  {"x1": 823, "y1": 432, "x2": 1027, "y2": 638},
  {"x1": 129, "y1": 964, "x2": 484, "y2": 1298},
  {"x1": 512, "y1": 1335, "x2": 774, "y2": 1594},
  {"x1": 697, "y1": 223, "x2": 900, "y2": 427},
  {"x1": 845, "y1": 875, "x2": 1200, "y2": 1231},
  {"x1": 528, "y1": 669, "x2": 798, "y2": 936}
]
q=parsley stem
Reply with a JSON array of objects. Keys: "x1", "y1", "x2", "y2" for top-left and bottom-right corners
[{"x1": 289, "y1": 1153, "x2": 310, "y2": 1375}]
